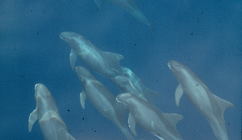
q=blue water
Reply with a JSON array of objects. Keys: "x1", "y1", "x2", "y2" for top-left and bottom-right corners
[{"x1": 0, "y1": 0, "x2": 241, "y2": 139}]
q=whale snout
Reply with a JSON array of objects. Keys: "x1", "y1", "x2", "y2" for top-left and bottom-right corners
[
  {"x1": 59, "y1": 32, "x2": 79, "y2": 41},
  {"x1": 59, "y1": 33, "x2": 65, "y2": 40},
  {"x1": 35, "y1": 83, "x2": 44, "y2": 91},
  {"x1": 168, "y1": 60, "x2": 181, "y2": 70},
  {"x1": 34, "y1": 83, "x2": 51, "y2": 98},
  {"x1": 59, "y1": 32, "x2": 71, "y2": 40},
  {"x1": 116, "y1": 96, "x2": 122, "y2": 103}
]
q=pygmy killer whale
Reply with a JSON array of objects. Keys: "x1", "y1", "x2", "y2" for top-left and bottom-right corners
[
  {"x1": 116, "y1": 93, "x2": 183, "y2": 140},
  {"x1": 28, "y1": 83, "x2": 75, "y2": 140},
  {"x1": 112, "y1": 67, "x2": 156, "y2": 101},
  {"x1": 75, "y1": 66, "x2": 135, "y2": 140},
  {"x1": 94, "y1": 0, "x2": 151, "y2": 26},
  {"x1": 60, "y1": 32, "x2": 124, "y2": 77},
  {"x1": 168, "y1": 60, "x2": 233, "y2": 140}
]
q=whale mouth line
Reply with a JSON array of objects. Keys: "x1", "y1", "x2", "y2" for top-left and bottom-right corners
[
  {"x1": 116, "y1": 97, "x2": 129, "y2": 107},
  {"x1": 116, "y1": 97, "x2": 122, "y2": 103},
  {"x1": 35, "y1": 83, "x2": 41, "y2": 91},
  {"x1": 59, "y1": 34, "x2": 65, "y2": 40}
]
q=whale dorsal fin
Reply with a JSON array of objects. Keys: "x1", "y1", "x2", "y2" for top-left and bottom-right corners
[
  {"x1": 128, "y1": 113, "x2": 137, "y2": 136},
  {"x1": 101, "y1": 51, "x2": 124, "y2": 66},
  {"x1": 161, "y1": 113, "x2": 183, "y2": 127},
  {"x1": 101, "y1": 51, "x2": 124, "y2": 60},
  {"x1": 175, "y1": 84, "x2": 183, "y2": 106},
  {"x1": 28, "y1": 108, "x2": 38, "y2": 132},
  {"x1": 212, "y1": 94, "x2": 233, "y2": 118},
  {"x1": 69, "y1": 49, "x2": 77, "y2": 70},
  {"x1": 80, "y1": 91, "x2": 86, "y2": 109}
]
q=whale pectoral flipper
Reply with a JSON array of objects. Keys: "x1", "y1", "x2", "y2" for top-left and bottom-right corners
[
  {"x1": 70, "y1": 49, "x2": 77, "y2": 70},
  {"x1": 175, "y1": 84, "x2": 183, "y2": 106},
  {"x1": 28, "y1": 108, "x2": 38, "y2": 132},
  {"x1": 80, "y1": 91, "x2": 86, "y2": 109},
  {"x1": 94, "y1": 0, "x2": 102, "y2": 9},
  {"x1": 212, "y1": 94, "x2": 233, "y2": 118},
  {"x1": 128, "y1": 113, "x2": 137, "y2": 136}
]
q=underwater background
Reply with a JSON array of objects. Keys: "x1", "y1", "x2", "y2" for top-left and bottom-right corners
[{"x1": 0, "y1": 0, "x2": 241, "y2": 139}]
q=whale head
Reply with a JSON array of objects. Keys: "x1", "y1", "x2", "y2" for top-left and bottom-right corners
[
  {"x1": 121, "y1": 67, "x2": 133, "y2": 77},
  {"x1": 116, "y1": 93, "x2": 133, "y2": 106},
  {"x1": 59, "y1": 32, "x2": 80, "y2": 42},
  {"x1": 60, "y1": 32, "x2": 92, "y2": 52},
  {"x1": 34, "y1": 83, "x2": 51, "y2": 99},
  {"x1": 168, "y1": 60, "x2": 185, "y2": 73},
  {"x1": 168, "y1": 60, "x2": 196, "y2": 83},
  {"x1": 34, "y1": 83, "x2": 58, "y2": 112}
]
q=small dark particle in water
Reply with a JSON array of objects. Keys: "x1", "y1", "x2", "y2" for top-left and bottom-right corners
[
  {"x1": 36, "y1": 32, "x2": 39, "y2": 36},
  {"x1": 190, "y1": 32, "x2": 194, "y2": 36},
  {"x1": 93, "y1": 130, "x2": 97, "y2": 133},
  {"x1": 227, "y1": 122, "x2": 230, "y2": 126},
  {"x1": 41, "y1": 10, "x2": 46, "y2": 15},
  {"x1": 67, "y1": 109, "x2": 70, "y2": 112},
  {"x1": 196, "y1": 17, "x2": 200, "y2": 23},
  {"x1": 133, "y1": 43, "x2": 137, "y2": 46},
  {"x1": 200, "y1": 11, "x2": 204, "y2": 15},
  {"x1": 18, "y1": 74, "x2": 26, "y2": 79},
  {"x1": 82, "y1": 117, "x2": 85, "y2": 120}
]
